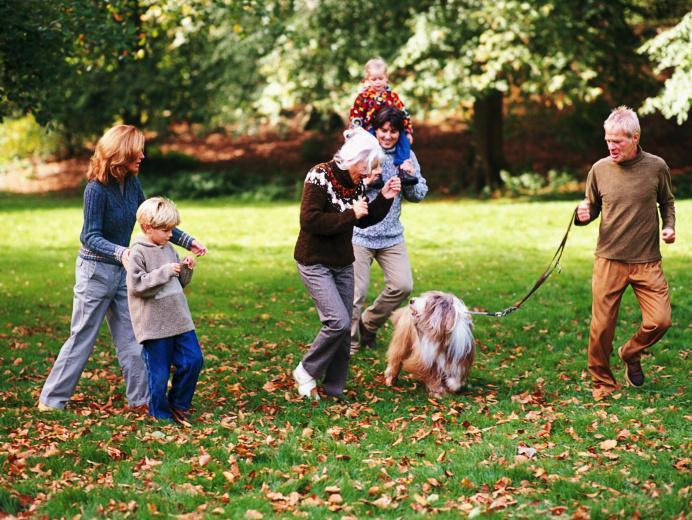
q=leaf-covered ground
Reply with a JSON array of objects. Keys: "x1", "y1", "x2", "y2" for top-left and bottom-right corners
[{"x1": 0, "y1": 196, "x2": 689, "y2": 518}]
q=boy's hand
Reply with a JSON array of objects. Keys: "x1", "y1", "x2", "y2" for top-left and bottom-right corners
[
  {"x1": 182, "y1": 255, "x2": 197, "y2": 269},
  {"x1": 190, "y1": 240, "x2": 208, "y2": 257},
  {"x1": 170, "y1": 262, "x2": 182, "y2": 275}
]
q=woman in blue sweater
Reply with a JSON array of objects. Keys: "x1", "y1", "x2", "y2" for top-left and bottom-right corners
[{"x1": 38, "y1": 125, "x2": 207, "y2": 411}]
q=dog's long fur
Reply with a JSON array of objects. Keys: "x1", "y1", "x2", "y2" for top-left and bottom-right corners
[{"x1": 384, "y1": 291, "x2": 474, "y2": 397}]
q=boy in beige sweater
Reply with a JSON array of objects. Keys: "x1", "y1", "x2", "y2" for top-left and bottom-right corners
[{"x1": 127, "y1": 197, "x2": 203, "y2": 425}]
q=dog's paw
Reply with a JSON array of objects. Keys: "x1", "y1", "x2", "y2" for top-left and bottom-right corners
[{"x1": 384, "y1": 367, "x2": 394, "y2": 386}]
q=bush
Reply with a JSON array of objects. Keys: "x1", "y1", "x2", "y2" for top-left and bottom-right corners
[
  {"x1": 0, "y1": 114, "x2": 62, "y2": 163},
  {"x1": 141, "y1": 147, "x2": 200, "y2": 175},
  {"x1": 500, "y1": 169, "x2": 579, "y2": 197},
  {"x1": 141, "y1": 168, "x2": 296, "y2": 201}
]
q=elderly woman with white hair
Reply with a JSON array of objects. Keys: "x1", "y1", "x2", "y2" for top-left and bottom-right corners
[{"x1": 293, "y1": 127, "x2": 401, "y2": 400}]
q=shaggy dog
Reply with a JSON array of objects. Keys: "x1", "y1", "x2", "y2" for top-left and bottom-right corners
[{"x1": 384, "y1": 291, "x2": 474, "y2": 397}]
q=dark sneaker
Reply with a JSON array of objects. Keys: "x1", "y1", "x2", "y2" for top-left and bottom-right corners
[
  {"x1": 398, "y1": 168, "x2": 419, "y2": 186},
  {"x1": 171, "y1": 408, "x2": 192, "y2": 427},
  {"x1": 618, "y1": 346, "x2": 645, "y2": 387},
  {"x1": 358, "y1": 319, "x2": 377, "y2": 349}
]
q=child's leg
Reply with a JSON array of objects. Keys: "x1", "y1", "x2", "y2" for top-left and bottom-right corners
[
  {"x1": 393, "y1": 132, "x2": 411, "y2": 166},
  {"x1": 142, "y1": 337, "x2": 175, "y2": 419},
  {"x1": 168, "y1": 330, "x2": 203, "y2": 412}
]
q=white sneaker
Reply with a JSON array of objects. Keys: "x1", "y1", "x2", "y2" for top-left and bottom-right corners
[
  {"x1": 292, "y1": 363, "x2": 320, "y2": 400},
  {"x1": 37, "y1": 402, "x2": 61, "y2": 412}
]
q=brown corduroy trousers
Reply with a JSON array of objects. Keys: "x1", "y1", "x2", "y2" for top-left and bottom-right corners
[{"x1": 588, "y1": 257, "x2": 672, "y2": 391}]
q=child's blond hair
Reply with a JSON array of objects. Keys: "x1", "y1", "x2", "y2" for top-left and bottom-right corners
[
  {"x1": 364, "y1": 57, "x2": 387, "y2": 78},
  {"x1": 136, "y1": 197, "x2": 181, "y2": 230}
]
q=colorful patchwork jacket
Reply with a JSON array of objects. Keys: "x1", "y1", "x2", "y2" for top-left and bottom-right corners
[{"x1": 349, "y1": 85, "x2": 413, "y2": 135}]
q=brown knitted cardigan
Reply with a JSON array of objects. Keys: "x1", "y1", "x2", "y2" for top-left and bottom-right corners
[{"x1": 294, "y1": 160, "x2": 393, "y2": 267}]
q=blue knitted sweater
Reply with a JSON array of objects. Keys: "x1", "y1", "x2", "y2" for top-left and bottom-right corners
[
  {"x1": 352, "y1": 149, "x2": 428, "y2": 249},
  {"x1": 79, "y1": 175, "x2": 194, "y2": 266}
]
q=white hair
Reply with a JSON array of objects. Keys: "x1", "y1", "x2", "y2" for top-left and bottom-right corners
[
  {"x1": 334, "y1": 127, "x2": 384, "y2": 174},
  {"x1": 604, "y1": 106, "x2": 640, "y2": 137}
]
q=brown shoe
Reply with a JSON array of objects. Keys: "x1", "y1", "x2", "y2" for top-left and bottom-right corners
[
  {"x1": 358, "y1": 319, "x2": 377, "y2": 349},
  {"x1": 618, "y1": 346, "x2": 645, "y2": 387},
  {"x1": 171, "y1": 408, "x2": 192, "y2": 427}
]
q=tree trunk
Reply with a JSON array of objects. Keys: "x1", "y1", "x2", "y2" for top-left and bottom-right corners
[
  {"x1": 121, "y1": 0, "x2": 143, "y2": 127},
  {"x1": 472, "y1": 89, "x2": 507, "y2": 192}
]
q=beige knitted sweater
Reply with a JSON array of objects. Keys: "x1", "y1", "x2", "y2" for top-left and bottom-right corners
[{"x1": 126, "y1": 236, "x2": 195, "y2": 343}]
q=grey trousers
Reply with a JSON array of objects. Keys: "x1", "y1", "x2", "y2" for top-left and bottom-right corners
[
  {"x1": 39, "y1": 258, "x2": 148, "y2": 409},
  {"x1": 351, "y1": 241, "x2": 413, "y2": 348},
  {"x1": 296, "y1": 262, "x2": 354, "y2": 396}
]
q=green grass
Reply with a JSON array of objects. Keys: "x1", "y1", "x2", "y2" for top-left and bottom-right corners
[{"x1": 0, "y1": 195, "x2": 689, "y2": 518}]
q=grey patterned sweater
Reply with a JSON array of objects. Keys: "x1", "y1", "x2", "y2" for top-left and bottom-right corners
[
  {"x1": 352, "y1": 149, "x2": 428, "y2": 249},
  {"x1": 127, "y1": 236, "x2": 195, "y2": 343}
]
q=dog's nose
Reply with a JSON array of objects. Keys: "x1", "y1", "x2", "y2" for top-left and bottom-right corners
[{"x1": 409, "y1": 299, "x2": 415, "y2": 305}]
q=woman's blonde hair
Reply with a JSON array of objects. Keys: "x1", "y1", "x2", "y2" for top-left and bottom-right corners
[
  {"x1": 136, "y1": 197, "x2": 181, "y2": 230},
  {"x1": 87, "y1": 124, "x2": 145, "y2": 184},
  {"x1": 334, "y1": 127, "x2": 384, "y2": 174}
]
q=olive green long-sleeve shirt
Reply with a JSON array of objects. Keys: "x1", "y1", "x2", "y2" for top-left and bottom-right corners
[{"x1": 577, "y1": 147, "x2": 676, "y2": 263}]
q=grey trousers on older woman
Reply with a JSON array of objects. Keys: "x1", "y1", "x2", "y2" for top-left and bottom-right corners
[
  {"x1": 39, "y1": 258, "x2": 149, "y2": 409},
  {"x1": 296, "y1": 262, "x2": 354, "y2": 397}
]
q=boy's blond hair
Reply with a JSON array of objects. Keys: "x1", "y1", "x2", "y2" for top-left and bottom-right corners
[
  {"x1": 87, "y1": 124, "x2": 145, "y2": 185},
  {"x1": 364, "y1": 57, "x2": 387, "y2": 78},
  {"x1": 136, "y1": 197, "x2": 181, "y2": 230}
]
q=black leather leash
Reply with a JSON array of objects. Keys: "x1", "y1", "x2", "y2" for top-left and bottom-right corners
[{"x1": 467, "y1": 208, "x2": 577, "y2": 317}]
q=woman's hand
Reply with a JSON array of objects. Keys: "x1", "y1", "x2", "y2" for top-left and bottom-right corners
[
  {"x1": 399, "y1": 159, "x2": 414, "y2": 174},
  {"x1": 406, "y1": 132, "x2": 413, "y2": 145},
  {"x1": 121, "y1": 248, "x2": 132, "y2": 269},
  {"x1": 381, "y1": 176, "x2": 402, "y2": 199},
  {"x1": 182, "y1": 255, "x2": 197, "y2": 269},
  {"x1": 353, "y1": 197, "x2": 369, "y2": 219},
  {"x1": 190, "y1": 240, "x2": 208, "y2": 257}
]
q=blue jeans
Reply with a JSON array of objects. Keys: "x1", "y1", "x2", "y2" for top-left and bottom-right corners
[{"x1": 142, "y1": 330, "x2": 203, "y2": 419}]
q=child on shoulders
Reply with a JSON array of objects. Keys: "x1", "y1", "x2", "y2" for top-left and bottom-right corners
[
  {"x1": 126, "y1": 196, "x2": 203, "y2": 426},
  {"x1": 349, "y1": 57, "x2": 417, "y2": 187}
]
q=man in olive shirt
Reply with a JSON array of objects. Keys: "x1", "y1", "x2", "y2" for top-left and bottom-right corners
[{"x1": 576, "y1": 106, "x2": 676, "y2": 400}]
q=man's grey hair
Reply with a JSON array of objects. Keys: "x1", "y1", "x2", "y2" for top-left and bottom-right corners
[{"x1": 604, "y1": 106, "x2": 641, "y2": 137}]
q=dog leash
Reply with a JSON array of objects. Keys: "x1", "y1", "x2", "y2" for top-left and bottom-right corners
[{"x1": 467, "y1": 208, "x2": 577, "y2": 318}]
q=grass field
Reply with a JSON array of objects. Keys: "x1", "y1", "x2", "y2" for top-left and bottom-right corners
[{"x1": 0, "y1": 194, "x2": 689, "y2": 518}]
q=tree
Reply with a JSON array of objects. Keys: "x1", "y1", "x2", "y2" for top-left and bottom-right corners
[{"x1": 638, "y1": 11, "x2": 692, "y2": 124}]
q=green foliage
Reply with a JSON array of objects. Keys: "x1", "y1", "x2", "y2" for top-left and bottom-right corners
[
  {"x1": 639, "y1": 11, "x2": 692, "y2": 124},
  {"x1": 0, "y1": 197, "x2": 689, "y2": 517},
  {"x1": 141, "y1": 168, "x2": 296, "y2": 201},
  {"x1": 500, "y1": 169, "x2": 578, "y2": 196},
  {"x1": 0, "y1": 114, "x2": 62, "y2": 163}
]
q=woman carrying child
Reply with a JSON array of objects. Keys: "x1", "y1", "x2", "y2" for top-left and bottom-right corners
[
  {"x1": 350, "y1": 107, "x2": 428, "y2": 354},
  {"x1": 38, "y1": 125, "x2": 207, "y2": 412},
  {"x1": 292, "y1": 128, "x2": 401, "y2": 400}
]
